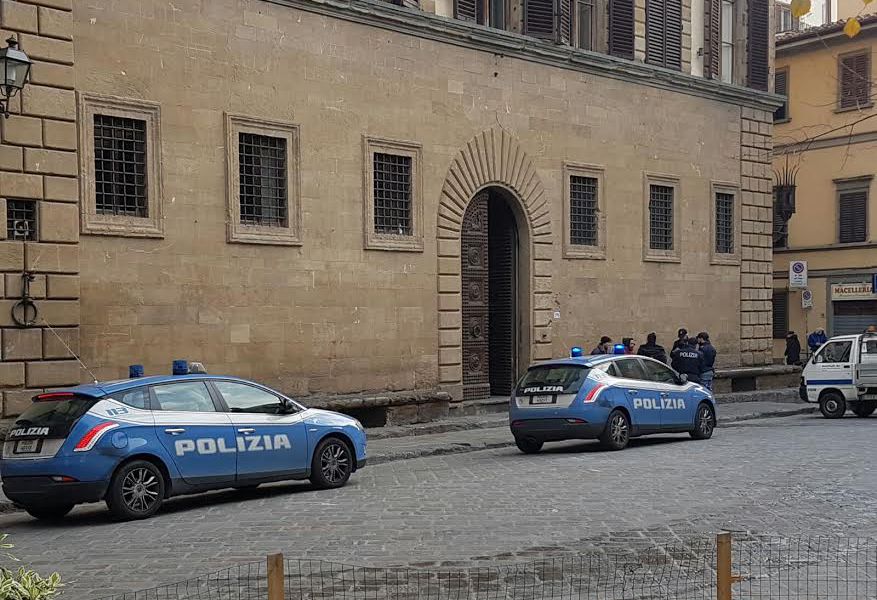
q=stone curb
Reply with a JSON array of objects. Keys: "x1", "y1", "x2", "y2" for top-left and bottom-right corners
[{"x1": 368, "y1": 405, "x2": 817, "y2": 466}]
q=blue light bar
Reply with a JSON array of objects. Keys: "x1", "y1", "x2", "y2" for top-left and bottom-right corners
[
  {"x1": 129, "y1": 364, "x2": 144, "y2": 378},
  {"x1": 570, "y1": 346, "x2": 584, "y2": 358},
  {"x1": 172, "y1": 360, "x2": 188, "y2": 375},
  {"x1": 613, "y1": 344, "x2": 626, "y2": 355}
]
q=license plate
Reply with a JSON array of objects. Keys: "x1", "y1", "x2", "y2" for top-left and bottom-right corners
[
  {"x1": 13, "y1": 439, "x2": 41, "y2": 454},
  {"x1": 863, "y1": 394, "x2": 877, "y2": 400},
  {"x1": 530, "y1": 395, "x2": 556, "y2": 405}
]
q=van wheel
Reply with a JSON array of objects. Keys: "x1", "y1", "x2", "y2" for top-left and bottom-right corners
[
  {"x1": 851, "y1": 401, "x2": 876, "y2": 418},
  {"x1": 819, "y1": 392, "x2": 846, "y2": 419},
  {"x1": 24, "y1": 504, "x2": 74, "y2": 521},
  {"x1": 106, "y1": 460, "x2": 166, "y2": 521}
]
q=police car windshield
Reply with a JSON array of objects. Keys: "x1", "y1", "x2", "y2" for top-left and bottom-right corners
[
  {"x1": 13, "y1": 395, "x2": 97, "y2": 438},
  {"x1": 517, "y1": 365, "x2": 590, "y2": 395}
]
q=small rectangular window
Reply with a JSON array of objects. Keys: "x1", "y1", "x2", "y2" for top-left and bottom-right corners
[
  {"x1": 373, "y1": 152, "x2": 413, "y2": 236},
  {"x1": 576, "y1": 0, "x2": 594, "y2": 50},
  {"x1": 569, "y1": 175, "x2": 598, "y2": 246},
  {"x1": 93, "y1": 114, "x2": 148, "y2": 218},
  {"x1": 839, "y1": 51, "x2": 871, "y2": 110},
  {"x1": 839, "y1": 190, "x2": 867, "y2": 243},
  {"x1": 720, "y1": 0, "x2": 734, "y2": 84},
  {"x1": 774, "y1": 68, "x2": 789, "y2": 122},
  {"x1": 772, "y1": 291, "x2": 788, "y2": 339},
  {"x1": 715, "y1": 192, "x2": 734, "y2": 254},
  {"x1": 6, "y1": 199, "x2": 37, "y2": 241},
  {"x1": 238, "y1": 132, "x2": 288, "y2": 228},
  {"x1": 649, "y1": 184, "x2": 674, "y2": 251}
]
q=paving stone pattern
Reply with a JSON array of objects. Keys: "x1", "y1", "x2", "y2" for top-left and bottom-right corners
[{"x1": 1, "y1": 413, "x2": 875, "y2": 598}]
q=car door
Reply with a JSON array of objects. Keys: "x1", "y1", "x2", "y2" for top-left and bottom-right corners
[
  {"x1": 810, "y1": 340, "x2": 855, "y2": 391},
  {"x1": 614, "y1": 358, "x2": 662, "y2": 432},
  {"x1": 640, "y1": 358, "x2": 689, "y2": 430},
  {"x1": 151, "y1": 380, "x2": 237, "y2": 486},
  {"x1": 212, "y1": 380, "x2": 309, "y2": 482}
]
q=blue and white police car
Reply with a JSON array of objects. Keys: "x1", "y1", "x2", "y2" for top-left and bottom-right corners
[
  {"x1": 0, "y1": 364, "x2": 367, "y2": 521},
  {"x1": 509, "y1": 349, "x2": 716, "y2": 453}
]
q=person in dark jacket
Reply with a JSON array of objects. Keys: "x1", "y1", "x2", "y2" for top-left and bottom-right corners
[
  {"x1": 622, "y1": 337, "x2": 636, "y2": 354},
  {"x1": 590, "y1": 336, "x2": 612, "y2": 355},
  {"x1": 638, "y1": 332, "x2": 668, "y2": 364},
  {"x1": 808, "y1": 328, "x2": 828, "y2": 353},
  {"x1": 670, "y1": 338, "x2": 704, "y2": 384},
  {"x1": 671, "y1": 328, "x2": 689, "y2": 352},
  {"x1": 696, "y1": 332, "x2": 716, "y2": 390},
  {"x1": 784, "y1": 331, "x2": 802, "y2": 366}
]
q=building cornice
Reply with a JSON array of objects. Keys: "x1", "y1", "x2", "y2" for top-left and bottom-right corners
[{"x1": 266, "y1": 0, "x2": 782, "y2": 111}]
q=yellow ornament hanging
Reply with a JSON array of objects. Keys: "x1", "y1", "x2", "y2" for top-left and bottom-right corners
[
  {"x1": 790, "y1": 0, "x2": 811, "y2": 18},
  {"x1": 844, "y1": 17, "x2": 862, "y2": 38}
]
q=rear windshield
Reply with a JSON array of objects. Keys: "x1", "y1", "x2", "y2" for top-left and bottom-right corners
[
  {"x1": 9, "y1": 396, "x2": 98, "y2": 439},
  {"x1": 517, "y1": 365, "x2": 590, "y2": 395}
]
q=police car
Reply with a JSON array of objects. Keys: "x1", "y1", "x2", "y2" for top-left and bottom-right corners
[
  {"x1": 509, "y1": 349, "x2": 716, "y2": 453},
  {"x1": 0, "y1": 364, "x2": 367, "y2": 521}
]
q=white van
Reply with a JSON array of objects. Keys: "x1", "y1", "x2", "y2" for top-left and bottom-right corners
[{"x1": 801, "y1": 333, "x2": 877, "y2": 418}]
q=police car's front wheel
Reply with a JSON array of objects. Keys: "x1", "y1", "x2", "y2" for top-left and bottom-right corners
[
  {"x1": 106, "y1": 460, "x2": 166, "y2": 521},
  {"x1": 690, "y1": 403, "x2": 716, "y2": 440},
  {"x1": 310, "y1": 437, "x2": 353, "y2": 489},
  {"x1": 599, "y1": 410, "x2": 630, "y2": 451}
]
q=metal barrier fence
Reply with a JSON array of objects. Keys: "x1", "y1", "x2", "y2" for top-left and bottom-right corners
[{"x1": 96, "y1": 534, "x2": 877, "y2": 600}]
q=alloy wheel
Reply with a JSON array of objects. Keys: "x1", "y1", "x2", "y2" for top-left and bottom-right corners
[
  {"x1": 121, "y1": 467, "x2": 161, "y2": 513},
  {"x1": 698, "y1": 406, "x2": 715, "y2": 437},
  {"x1": 610, "y1": 414, "x2": 629, "y2": 445},
  {"x1": 320, "y1": 442, "x2": 351, "y2": 484}
]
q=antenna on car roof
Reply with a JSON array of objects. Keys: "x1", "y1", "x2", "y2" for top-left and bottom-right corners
[{"x1": 42, "y1": 319, "x2": 99, "y2": 384}]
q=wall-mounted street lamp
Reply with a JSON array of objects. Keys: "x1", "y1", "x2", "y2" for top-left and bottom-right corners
[{"x1": 0, "y1": 37, "x2": 32, "y2": 119}]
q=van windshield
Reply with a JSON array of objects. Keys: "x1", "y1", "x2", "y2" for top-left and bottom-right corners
[
  {"x1": 10, "y1": 395, "x2": 98, "y2": 439},
  {"x1": 517, "y1": 365, "x2": 590, "y2": 395}
]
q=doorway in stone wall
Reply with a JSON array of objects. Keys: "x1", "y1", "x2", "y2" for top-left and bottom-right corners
[{"x1": 461, "y1": 188, "x2": 519, "y2": 401}]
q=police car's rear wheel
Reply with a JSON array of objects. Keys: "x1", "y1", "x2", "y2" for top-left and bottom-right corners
[
  {"x1": 819, "y1": 392, "x2": 847, "y2": 419},
  {"x1": 310, "y1": 438, "x2": 352, "y2": 489},
  {"x1": 514, "y1": 437, "x2": 543, "y2": 454},
  {"x1": 106, "y1": 460, "x2": 165, "y2": 521},
  {"x1": 599, "y1": 410, "x2": 630, "y2": 451},
  {"x1": 852, "y1": 401, "x2": 876, "y2": 418},
  {"x1": 690, "y1": 403, "x2": 716, "y2": 440},
  {"x1": 24, "y1": 504, "x2": 74, "y2": 521}
]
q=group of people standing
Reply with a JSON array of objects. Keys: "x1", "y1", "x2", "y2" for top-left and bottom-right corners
[
  {"x1": 588, "y1": 329, "x2": 717, "y2": 390},
  {"x1": 784, "y1": 325, "x2": 877, "y2": 365}
]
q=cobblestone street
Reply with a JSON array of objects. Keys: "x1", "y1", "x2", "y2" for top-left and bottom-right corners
[{"x1": 2, "y1": 414, "x2": 875, "y2": 599}]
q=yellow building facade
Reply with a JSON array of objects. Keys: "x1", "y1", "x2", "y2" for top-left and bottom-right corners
[{"x1": 773, "y1": 15, "x2": 877, "y2": 360}]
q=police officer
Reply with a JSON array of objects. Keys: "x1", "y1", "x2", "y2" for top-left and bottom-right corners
[{"x1": 670, "y1": 337, "x2": 704, "y2": 384}]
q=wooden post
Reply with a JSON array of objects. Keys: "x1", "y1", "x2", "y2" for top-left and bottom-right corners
[
  {"x1": 267, "y1": 553, "x2": 284, "y2": 600},
  {"x1": 716, "y1": 532, "x2": 732, "y2": 600}
]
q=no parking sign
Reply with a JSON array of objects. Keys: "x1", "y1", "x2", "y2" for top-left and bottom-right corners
[
  {"x1": 802, "y1": 289, "x2": 813, "y2": 309},
  {"x1": 789, "y1": 261, "x2": 807, "y2": 288}
]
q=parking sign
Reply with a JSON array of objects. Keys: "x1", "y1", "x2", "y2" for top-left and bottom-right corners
[
  {"x1": 789, "y1": 261, "x2": 807, "y2": 288},
  {"x1": 802, "y1": 289, "x2": 813, "y2": 309}
]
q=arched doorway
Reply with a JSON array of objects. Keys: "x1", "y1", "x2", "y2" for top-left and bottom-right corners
[{"x1": 461, "y1": 187, "x2": 520, "y2": 401}]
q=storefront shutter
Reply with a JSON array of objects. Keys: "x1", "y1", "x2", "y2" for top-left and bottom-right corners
[
  {"x1": 834, "y1": 300, "x2": 877, "y2": 336},
  {"x1": 608, "y1": 0, "x2": 635, "y2": 60},
  {"x1": 524, "y1": 0, "x2": 556, "y2": 40},
  {"x1": 703, "y1": 0, "x2": 721, "y2": 79},
  {"x1": 839, "y1": 191, "x2": 867, "y2": 243},
  {"x1": 747, "y1": 0, "x2": 769, "y2": 91}
]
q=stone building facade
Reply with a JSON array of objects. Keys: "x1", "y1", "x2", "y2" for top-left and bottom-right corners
[{"x1": 0, "y1": 0, "x2": 779, "y2": 412}]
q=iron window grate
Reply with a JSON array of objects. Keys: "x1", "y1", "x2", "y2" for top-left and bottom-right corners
[
  {"x1": 649, "y1": 184, "x2": 674, "y2": 251},
  {"x1": 373, "y1": 152, "x2": 412, "y2": 236},
  {"x1": 715, "y1": 192, "x2": 734, "y2": 254},
  {"x1": 239, "y1": 132, "x2": 288, "y2": 228},
  {"x1": 570, "y1": 175, "x2": 598, "y2": 246},
  {"x1": 6, "y1": 199, "x2": 37, "y2": 241},
  {"x1": 94, "y1": 114, "x2": 148, "y2": 218}
]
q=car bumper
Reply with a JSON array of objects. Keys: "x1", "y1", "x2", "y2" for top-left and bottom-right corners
[
  {"x1": 356, "y1": 457, "x2": 367, "y2": 469},
  {"x1": 2, "y1": 476, "x2": 108, "y2": 507},
  {"x1": 510, "y1": 418, "x2": 604, "y2": 442}
]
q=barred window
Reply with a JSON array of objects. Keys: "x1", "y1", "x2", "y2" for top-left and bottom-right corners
[
  {"x1": 715, "y1": 192, "x2": 734, "y2": 254},
  {"x1": 238, "y1": 133, "x2": 288, "y2": 228},
  {"x1": 93, "y1": 114, "x2": 148, "y2": 218},
  {"x1": 570, "y1": 175, "x2": 598, "y2": 246},
  {"x1": 373, "y1": 153, "x2": 412, "y2": 236},
  {"x1": 6, "y1": 200, "x2": 37, "y2": 241},
  {"x1": 649, "y1": 184, "x2": 674, "y2": 251}
]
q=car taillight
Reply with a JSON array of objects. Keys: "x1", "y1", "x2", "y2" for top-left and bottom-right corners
[
  {"x1": 73, "y1": 422, "x2": 119, "y2": 452},
  {"x1": 51, "y1": 476, "x2": 78, "y2": 483},
  {"x1": 583, "y1": 384, "x2": 606, "y2": 403}
]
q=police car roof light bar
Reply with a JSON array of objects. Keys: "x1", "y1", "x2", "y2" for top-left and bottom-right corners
[
  {"x1": 172, "y1": 360, "x2": 188, "y2": 375},
  {"x1": 570, "y1": 346, "x2": 584, "y2": 358},
  {"x1": 129, "y1": 364, "x2": 144, "y2": 378},
  {"x1": 613, "y1": 344, "x2": 626, "y2": 355}
]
